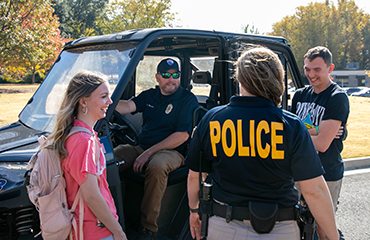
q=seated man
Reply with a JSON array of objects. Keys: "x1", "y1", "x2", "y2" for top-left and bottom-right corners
[{"x1": 114, "y1": 58, "x2": 199, "y2": 240}]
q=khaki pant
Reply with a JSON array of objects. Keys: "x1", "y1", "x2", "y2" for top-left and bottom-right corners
[
  {"x1": 295, "y1": 179, "x2": 342, "y2": 239},
  {"x1": 207, "y1": 216, "x2": 300, "y2": 240},
  {"x1": 325, "y1": 179, "x2": 343, "y2": 212},
  {"x1": 114, "y1": 144, "x2": 184, "y2": 232}
]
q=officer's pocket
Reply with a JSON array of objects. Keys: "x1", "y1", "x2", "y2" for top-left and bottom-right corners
[{"x1": 249, "y1": 201, "x2": 278, "y2": 234}]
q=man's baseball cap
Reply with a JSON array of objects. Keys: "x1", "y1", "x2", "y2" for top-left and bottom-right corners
[{"x1": 157, "y1": 58, "x2": 180, "y2": 73}]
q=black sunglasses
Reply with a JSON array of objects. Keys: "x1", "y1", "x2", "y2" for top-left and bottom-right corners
[{"x1": 161, "y1": 72, "x2": 180, "y2": 79}]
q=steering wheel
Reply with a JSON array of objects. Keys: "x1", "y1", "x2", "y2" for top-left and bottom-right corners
[{"x1": 109, "y1": 110, "x2": 139, "y2": 146}]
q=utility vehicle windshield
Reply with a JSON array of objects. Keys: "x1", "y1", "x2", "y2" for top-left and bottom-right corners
[{"x1": 19, "y1": 42, "x2": 138, "y2": 132}]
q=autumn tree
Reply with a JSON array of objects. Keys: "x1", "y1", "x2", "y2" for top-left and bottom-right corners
[
  {"x1": 270, "y1": 0, "x2": 369, "y2": 72},
  {"x1": 96, "y1": 0, "x2": 175, "y2": 34},
  {"x1": 0, "y1": 0, "x2": 30, "y2": 66},
  {"x1": 0, "y1": 0, "x2": 66, "y2": 83},
  {"x1": 18, "y1": 2, "x2": 66, "y2": 84},
  {"x1": 52, "y1": 0, "x2": 108, "y2": 39}
]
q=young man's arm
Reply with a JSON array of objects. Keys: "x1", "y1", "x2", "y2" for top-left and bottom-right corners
[{"x1": 310, "y1": 119, "x2": 341, "y2": 152}]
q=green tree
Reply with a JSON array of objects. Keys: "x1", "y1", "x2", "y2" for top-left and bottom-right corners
[
  {"x1": 361, "y1": 14, "x2": 370, "y2": 69},
  {"x1": 52, "y1": 0, "x2": 109, "y2": 39},
  {"x1": 243, "y1": 24, "x2": 260, "y2": 35},
  {"x1": 335, "y1": 0, "x2": 363, "y2": 69},
  {"x1": 96, "y1": 0, "x2": 175, "y2": 34},
  {"x1": 270, "y1": 2, "x2": 330, "y2": 74},
  {"x1": 270, "y1": 15, "x2": 295, "y2": 43},
  {"x1": 270, "y1": 0, "x2": 368, "y2": 72}
]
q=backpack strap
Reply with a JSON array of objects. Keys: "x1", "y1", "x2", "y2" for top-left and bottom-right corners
[
  {"x1": 69, "y1": 188, "x2": 82, "y2": 239},
  {"x1": 79, "y1": 193, "x2": 84, "y2": 240},
  {"x1": 68, "y1": 126, "x2": 94, "y2": 138}
]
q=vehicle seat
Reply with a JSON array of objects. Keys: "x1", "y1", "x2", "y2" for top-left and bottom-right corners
[
  {"x1": 121, "y1": 165, "x2": 189, "y2": 239},
  {"x1": 193, "y1": 105, "x2": 208, "y2": 129},
  {"x1": 192, "y1": 71, "x2": 211, "y2": 107},
  {"x1": 208, "y1": 59, "x2": 220, "y2": 109},
  {"x1": 192, "y1": 71, "x2": 211, "y2": 85},
  {"x1": 192, "y1": 69, "x2": 219, "y2": 109}
]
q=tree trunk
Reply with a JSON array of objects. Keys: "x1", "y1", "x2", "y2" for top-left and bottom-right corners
[
  {"x1": 342, "y1": 46, "x2": 348, "y2": 69},
  {"x1": 32, "y1": 68, "x2": 35, "y2": 84}
]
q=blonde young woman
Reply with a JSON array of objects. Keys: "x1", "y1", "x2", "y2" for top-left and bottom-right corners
[{"x1": 49, "y1": 71, "x2": 126, "y2": 240}]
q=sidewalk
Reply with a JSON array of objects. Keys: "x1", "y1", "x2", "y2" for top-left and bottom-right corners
[{"x1": 343, "y1": 156, "x2": 370, "y2": 170}]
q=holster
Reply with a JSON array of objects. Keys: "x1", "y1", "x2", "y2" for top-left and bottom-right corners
[
  {"x1": 199, "y1": 198, "x2": 213, "y2": 217},
  {"x1": 297, "y1": 196, "x2": 315, "y2": 240},
  {"x1": 248, "y1": 201, "x2": 279, "y2": 234}
]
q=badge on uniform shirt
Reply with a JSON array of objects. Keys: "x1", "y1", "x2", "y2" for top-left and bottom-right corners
[{"x1": 165, "y1": 103, "x2": 173, "y2": 114}]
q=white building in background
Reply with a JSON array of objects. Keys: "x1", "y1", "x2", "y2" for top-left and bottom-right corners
[{"x1": 331, "y1": 70, "x2": 370, "y2": 88}]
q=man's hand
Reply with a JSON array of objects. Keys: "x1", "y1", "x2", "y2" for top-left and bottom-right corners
[
  {"x1": 133, "y1": 150, "x2": 151, "y2": 173},
  {"x1": 335, "y1": 126, "x2": 344, "y2": 139}
]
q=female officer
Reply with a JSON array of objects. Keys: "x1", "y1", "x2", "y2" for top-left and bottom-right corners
[
  {"x1": 185, "y1": 47, "x2": 339, "y2": 240},
  {"x1": 49, "y1": 71, "x2": 126, "y2": 240}
]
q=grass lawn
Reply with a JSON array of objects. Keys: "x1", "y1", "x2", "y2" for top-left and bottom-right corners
[
  {"x1": 341, "y1": 96, "x2": 370, "y2": 159},
  {"x1": 0, "y1": 84, "x2": 40, "y2": 125},
  {"x1": 0, "y1": 84, "x2": 368, "y2": 159}
]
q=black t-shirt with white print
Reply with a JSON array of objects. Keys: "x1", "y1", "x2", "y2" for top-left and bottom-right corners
[{"x1": 291, "y1": 83, "x2": 349, "y2": 181}]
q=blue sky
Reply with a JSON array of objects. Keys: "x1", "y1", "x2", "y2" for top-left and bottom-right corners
[{"x1": 171, "y1": 0, "x2": 370, "y2": 34}]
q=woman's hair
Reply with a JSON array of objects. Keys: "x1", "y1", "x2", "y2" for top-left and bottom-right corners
[
  {"x1": 48, "y1": 71, "x2": 108, "y2": 159},
  {"x1": 235, "y1": 46, "x2": 285, "y2": 107}
]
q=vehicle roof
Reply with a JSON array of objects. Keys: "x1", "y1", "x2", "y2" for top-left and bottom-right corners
[{"x1": 64, "y1": 28, "x2": 289, "y2": 49}]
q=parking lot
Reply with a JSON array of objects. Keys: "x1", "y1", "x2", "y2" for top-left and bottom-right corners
[{"x1": 343, "y1": 86, "x2": 370, "y2": 97}]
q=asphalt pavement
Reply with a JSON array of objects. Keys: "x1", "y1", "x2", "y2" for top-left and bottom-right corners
[
  {"x1": 329, "y1": 156, "x2": 370, "y2": 240},
  {"x1": 336, "y1": 168, "x2": 370, "y2": 240}
]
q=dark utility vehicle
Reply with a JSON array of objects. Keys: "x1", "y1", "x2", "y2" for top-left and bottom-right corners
[{"x1": 0, "y1": 28, "x2": 304, "y2": 240}]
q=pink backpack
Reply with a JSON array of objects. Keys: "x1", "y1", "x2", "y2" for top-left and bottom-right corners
[{"x1": 24, "y1": 126, "x2": 99, "y2": 240}]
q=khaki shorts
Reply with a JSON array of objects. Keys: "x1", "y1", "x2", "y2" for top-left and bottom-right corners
[
  {"x1": 295, "y1": 178, "x2": 342, "y2": 212},
  {"x1": 326, "y1": 179, "x2": 343, "y2": 212},
  {"x1": 207, "y1": 216, "x2": 300, "y2": 240}
]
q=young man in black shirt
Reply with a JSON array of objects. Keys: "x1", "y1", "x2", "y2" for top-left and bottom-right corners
[{"x1": 291, "y1": 46, "x2": 349, "y2": 239}]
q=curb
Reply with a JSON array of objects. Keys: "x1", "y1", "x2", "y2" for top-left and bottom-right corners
[{"x1": 343, "y1": 156, "x2": 370, "y2": 170}]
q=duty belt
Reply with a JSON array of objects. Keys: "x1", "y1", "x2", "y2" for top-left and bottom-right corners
[{"x1": 212, "y1": 201, "x2": 297, "y2": 222}]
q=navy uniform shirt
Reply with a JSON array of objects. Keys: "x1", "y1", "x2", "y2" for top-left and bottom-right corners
[
  {"x1": 132, "y1": 86, "x2": 199, "y2": 154},
  {"x1": 291, "y1": 83, "x2": 349, "y2": 181},
  {"x1": 185, "y1": 96, "x2": 324, "y2": 208}
]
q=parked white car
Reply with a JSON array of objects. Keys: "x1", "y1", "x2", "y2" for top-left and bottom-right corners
[{"x1": 351, "y1": 87, "x2": 370, "y2": 97}]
